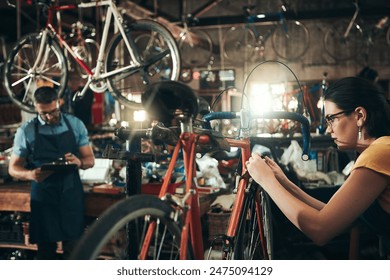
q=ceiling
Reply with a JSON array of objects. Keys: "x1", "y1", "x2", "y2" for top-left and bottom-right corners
[
  {"x1": 0, "y1": 0, "x2": 389, "y2": 43},
  {"x1": 128, "y1": 0, "x2": 390, "y2": 26}
]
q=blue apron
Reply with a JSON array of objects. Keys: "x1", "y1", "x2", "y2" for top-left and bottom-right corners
[{"x1": 29, "y1": 116, "x2": 85, "y2": 243}]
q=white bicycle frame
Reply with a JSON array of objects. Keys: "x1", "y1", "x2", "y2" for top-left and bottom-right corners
[
  {"x1": 31, "y1": 0, "x2": 145, "y2": 98},
  {"x1": 76, "y1": 0, "x2": 144, "y2": 97}
]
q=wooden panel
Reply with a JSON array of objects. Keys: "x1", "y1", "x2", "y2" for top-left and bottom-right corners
[{"x1": 0, "y1": 184, "x2": 31, "y2": 212}]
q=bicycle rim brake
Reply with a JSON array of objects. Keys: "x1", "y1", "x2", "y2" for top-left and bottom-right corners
[
  {"x1": 69, "y1": 195, "x2": 187, "y2": 260},
  {"x1": 3, "y1": 32, "x2": 68, "y2": 113},
  {"x1": 105, "y1": 20, "x2": 180, "y2": 110}
]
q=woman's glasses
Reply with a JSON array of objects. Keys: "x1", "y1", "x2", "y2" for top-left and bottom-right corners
[{"x1": 325, "y1": 110, "x2": 353, "y2": 128}]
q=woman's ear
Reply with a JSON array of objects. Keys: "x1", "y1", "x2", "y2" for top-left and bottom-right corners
[{"x1": 355, "y1": 106, "x2": 367, "y2": 126}]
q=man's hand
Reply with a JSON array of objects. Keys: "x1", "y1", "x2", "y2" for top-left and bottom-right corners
[
  {"x1": 30, "y1": 168, "x2": 53, "y2": 183},
  {"x1": 64, "y1": 152, "x2": 82, "y2": 168}
]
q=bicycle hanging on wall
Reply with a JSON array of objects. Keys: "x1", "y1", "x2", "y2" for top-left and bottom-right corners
[
  {"x1": 3, "y1": 0, "x2": 181, "y2": 113},
  {"x1": 323, "y1": 0, "x2": 390, "y2": 62},
  {"x1": 222, "y1": 1, "x2": 310, "y2": 65}
]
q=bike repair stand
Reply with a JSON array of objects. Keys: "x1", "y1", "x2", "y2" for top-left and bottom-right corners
[{"x1": 103, "y1": 132, "x2": 155, "y2": 258}]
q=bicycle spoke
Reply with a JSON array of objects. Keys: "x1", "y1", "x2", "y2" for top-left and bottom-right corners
[{"x1": 3, "y1": 32, "x2": 67, "y2": 113}]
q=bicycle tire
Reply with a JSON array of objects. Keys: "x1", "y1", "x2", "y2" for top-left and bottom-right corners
[
  {"x1": 69, "y1": 195, "x2": 187, "y2": 260},
  {"x1": 222, "y1": 26, "x2": 257, "y2": 65},
  {"x1": 179, "y1": 29, "x2": 213, "y2": 68},
  {"x1": 105, "y1": 19, "x2": 181, "y2": 110},
  {"x1": 271, "y1": 20, "x2": 310, "y2": 61},
  {"x1": 323, "y1": 20, "x2": 364, "y2": 61},
  {"x1": 233, "y1": 182, "x2": 273, "y2": 260},
  {"x1": 3, "y1": 32, "x2": 68, "y2": 113}
]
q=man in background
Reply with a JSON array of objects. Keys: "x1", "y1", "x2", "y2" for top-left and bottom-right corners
[{"x1": 8, "y1": 86, "x2": 95, "y2": 259}]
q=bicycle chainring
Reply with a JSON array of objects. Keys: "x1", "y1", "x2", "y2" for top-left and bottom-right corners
[{"x1": 89, "y1": 80, "x2": 107, "y2": 93}]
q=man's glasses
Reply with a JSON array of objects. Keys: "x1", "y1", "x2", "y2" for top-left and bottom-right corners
[
  {"x1": 39, "y1": 107, "x2": 61, "y2": 119},
  {"x1": 325, "y1": 110, "x2": 353, "y2": 128}
]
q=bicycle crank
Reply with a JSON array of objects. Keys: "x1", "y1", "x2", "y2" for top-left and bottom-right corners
[{"x1": 89, "y1": 79, "x2": 107, "y2": 93}]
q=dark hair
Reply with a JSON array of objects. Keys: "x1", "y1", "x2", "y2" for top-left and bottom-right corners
[
  {"x1": 323, "y1": 76, "x2": 390, "y2": 138},
  {"x1": 357, "y1": 67, "x2": 378, "y2": 82},
  {"x1": 33, "y1": 86, "x2": 59, "y2": 104}
]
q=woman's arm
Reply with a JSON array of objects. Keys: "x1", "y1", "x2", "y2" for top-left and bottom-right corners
[
  {"x1": 247, "y1": 153, "x2": 388, "y2": 246},
  {"x1": 264, "y1": 156, "x2": 326, "y2": 210}
]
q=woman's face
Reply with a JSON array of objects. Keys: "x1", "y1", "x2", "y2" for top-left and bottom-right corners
[{"x1": 324, "y1": 100, "x2": 358, "y2": 150}]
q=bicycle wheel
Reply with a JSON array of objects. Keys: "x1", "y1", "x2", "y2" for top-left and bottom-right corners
[
  {"x1": 179, "y1": 29, "x2": 213, "y2": 68},
  {"x1": 69, "y1": 195, "x2": 186, "y2": 260},
  {"x1": 271, "y1": 20, "x2": 310, "y2": 61},
  {"x1": 106, "y1": 19, "x2": 181, "y2": 110},
  {"x1": 233, "y1": 182, "x2": 273, "y2": 260},
  {"x1": 323, "y1": 20, "x2": 364, "y2": 61},
  {"x1": 222, "y1": 26, "x2": 256, "y2": 65},
  {"x1": 3, "y1": 32, "x2": 68, "y2": 113}
]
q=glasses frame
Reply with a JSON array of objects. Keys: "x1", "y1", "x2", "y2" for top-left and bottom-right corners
[{"x1": 325, "y1": 110, "x2": 354, "y2": 128}]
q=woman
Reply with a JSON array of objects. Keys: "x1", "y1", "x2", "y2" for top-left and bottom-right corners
[{"x1": 246, "y1": 77, "x2": 390, "y2": 253}]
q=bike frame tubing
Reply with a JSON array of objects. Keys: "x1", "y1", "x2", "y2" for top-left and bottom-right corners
[
  {"x1": 44, "y1": 4, "x2": 93, "y2": 76},
  {"x1": 139, "y1": 131, "x2": 209, "y2": 260},
  {"x1": 203, "y1": 110, "x2": 311, "y2": 259},
  {"x1": 43, "y1": 1, "x2": 144, "y2": 95},
  {"x1": 223, "y1": 137, "x2": 269, "y2": 258}
]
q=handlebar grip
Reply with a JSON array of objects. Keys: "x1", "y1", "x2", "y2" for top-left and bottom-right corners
[
  {"x1": 256, "y1": 111, "x2": 311, "y2": 161},
  {"x1": 202, "y1": 112, "x2": 240, "y2": 129}
]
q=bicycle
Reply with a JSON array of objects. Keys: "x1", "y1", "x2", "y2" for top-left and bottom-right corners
[
  {"x1": 323, "y1": 0, "x2": 390, "y2": 61},
  {"x1": 3, "y1": 0, "x2": 181, "y2": 113},
  {"x1": 69, "y1": 79, "x2": 311, "y2": 260},
  {"x1": 222, "y1": 1, "x2": 310, "y2": 64},
  {"x1": 177, "y1": 0, "x2": 217, "y2": 68}
]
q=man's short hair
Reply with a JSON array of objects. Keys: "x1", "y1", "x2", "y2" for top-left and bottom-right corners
[{"x1": 33, "y1": 86, "x2": 59, "y2": 104}]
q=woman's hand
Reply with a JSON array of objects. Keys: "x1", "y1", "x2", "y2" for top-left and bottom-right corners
[
  {"x1": 263, "y1": 156, "x2": 289, "y2": 185},
  {"x1": 246, "y1": 153, "x2": 277, "y2": 187}
]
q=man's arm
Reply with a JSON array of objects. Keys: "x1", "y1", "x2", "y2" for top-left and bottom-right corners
[
  {"x1": 64, "y1": 145, "x2": 95, "y2": 170},
  {"x1": 8, "y1": 155, "x2": 53, "y2": 183},
  {"x1": 78, "y1": 145, "x2": 95, "y2": 170}
]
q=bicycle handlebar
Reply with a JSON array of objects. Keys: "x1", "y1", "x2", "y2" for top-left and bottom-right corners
[
  {"x1": 115, "y1": 122, "x2": 179, "y2": 146},
  {"x1": 203, "y1": 111, "x2": 311, "y2": 161}
]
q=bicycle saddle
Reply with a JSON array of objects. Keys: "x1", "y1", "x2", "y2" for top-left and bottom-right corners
[{"x1": 141, "y1": 81, "x2": 199, "y2": 124}]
